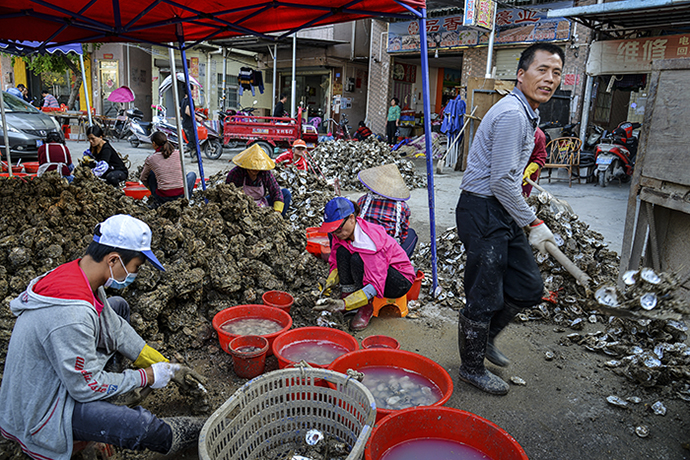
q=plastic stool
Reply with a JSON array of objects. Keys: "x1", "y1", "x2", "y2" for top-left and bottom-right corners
[{"x1": 372, "y1": 295, "x2": 408, "y2": 318}]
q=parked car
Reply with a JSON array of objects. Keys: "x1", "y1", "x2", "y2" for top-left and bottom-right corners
[{"x1": 0, "y1": 92, "x2": 63, "y2": 161}]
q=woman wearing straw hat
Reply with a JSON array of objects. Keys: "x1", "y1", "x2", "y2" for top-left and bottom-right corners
[
  {"x1": 313, "y1": 197, "x2": 415, "y2": 331},
  {"x1": 225, "y1": 144, "x2": 292, "y2": 216},
  {"x1": 356, "y1": 163, "x2": 417, "y2": 257}
]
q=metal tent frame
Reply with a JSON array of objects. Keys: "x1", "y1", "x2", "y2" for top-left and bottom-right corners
[{"x1": 0, "y1": 0, "x2": 439, "y2": 291}]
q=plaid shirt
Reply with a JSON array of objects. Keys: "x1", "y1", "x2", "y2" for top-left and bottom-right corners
[
  {"x1": 357, "y1": 194, "x2": 410, "y2": 243},
  {"x1": 225, "y1": 167, "x2": 283, "y2": 203}
]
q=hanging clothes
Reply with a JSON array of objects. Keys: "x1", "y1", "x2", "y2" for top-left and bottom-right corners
[
  {"x1": 252, "y1": 70, "x2": 265, "y2": 94},
  {"x1": 238, "y1": 67, "x2": 255, "y2": 96}
]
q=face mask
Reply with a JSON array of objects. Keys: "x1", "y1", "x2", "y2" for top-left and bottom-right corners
[{"x1": 105, "y1": 255, "x2": 137, "y2": 290}]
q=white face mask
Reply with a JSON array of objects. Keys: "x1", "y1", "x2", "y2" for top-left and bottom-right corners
[{"x1": 105, "y1": 255, "x2": 137, "y2": 290}]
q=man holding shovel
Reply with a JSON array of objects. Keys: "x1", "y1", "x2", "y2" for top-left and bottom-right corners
[{"x1": 455, "y1": 43, "x2": 563, "y2": 395}]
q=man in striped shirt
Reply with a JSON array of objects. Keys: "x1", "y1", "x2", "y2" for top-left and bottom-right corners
[
  {"x1": 455, "y1": 43, "x2": 564, "y2": 395},
  {"x1": 41, "y1": 89, "x2": 60, "y2": 108}
]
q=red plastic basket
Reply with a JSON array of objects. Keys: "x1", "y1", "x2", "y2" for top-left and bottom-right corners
[
  {"x1": 212, "y1": 305, "x2": 292, "y2": 356},
  {"x1": 262, "y1": 290, "x2": 294, "y2": 314},
  {"x1": 328, "y1": 348, "x2": 453, "y2": 422},
  {"x1": 272, "y1": 326, "x2": 359, "y2": 369},
  {"x1": 306, "y1": 227, "x2": 331, "y2": 261},
  {"x1": 365, "y1": 406, "x2": 528, "y2": 460}
]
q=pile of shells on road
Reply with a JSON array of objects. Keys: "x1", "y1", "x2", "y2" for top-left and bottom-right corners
[
  {"x1": 274, "y1": 163, "x2": 337, "y2": 231},
  {"x1": 411, "y1": 190, "x2": 690, "y2": 394},
  {"x1": 0, "y1": 167, "x2": 334, "y2": 371},
  {"x1": 311, "y1": 137, "x2": 427, "y2": 191}
]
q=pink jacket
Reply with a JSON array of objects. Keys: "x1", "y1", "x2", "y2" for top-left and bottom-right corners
[{"x1": 329, "y1": 217, "x2": 415, "y2": 297}]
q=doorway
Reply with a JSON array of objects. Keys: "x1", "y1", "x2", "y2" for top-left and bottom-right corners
[{"x1": 99, "y1": 61, "x2": 119, "y2": 117}]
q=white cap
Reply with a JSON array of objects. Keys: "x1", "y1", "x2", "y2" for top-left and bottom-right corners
[{"x1": 93, "y1": 214, "x2": 165, "y2": 271}]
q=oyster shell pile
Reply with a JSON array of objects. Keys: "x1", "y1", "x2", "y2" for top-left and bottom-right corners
[
  {"x1": 311, "y1": 137, "x2": 426, "y2": 191},
  {"x1": 273, "y1": 163, "x2": 337, "y2": 231},
  {"x1": 0, "y1": 167, "x2": 327, "y2": 369}
]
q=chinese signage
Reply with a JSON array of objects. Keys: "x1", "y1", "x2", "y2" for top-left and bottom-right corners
[
  {"x1": 588, "y1": 34, "x2": 690, "y2": 75},
  {"x1": 463, "y1": 0, "x2": 495, "y2": 30},
  {"x1": 388, "y1": 6, "x2": 570, "y2": 53}
]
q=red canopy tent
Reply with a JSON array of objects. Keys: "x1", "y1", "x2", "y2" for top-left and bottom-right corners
[{"x1": 0, "y1": 0, "x2": 440, "y2": 292}]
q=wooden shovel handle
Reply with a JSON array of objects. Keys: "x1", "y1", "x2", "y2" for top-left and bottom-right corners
[{"x1": 544, "y1": 241, "x2": 591, "y2": 293}]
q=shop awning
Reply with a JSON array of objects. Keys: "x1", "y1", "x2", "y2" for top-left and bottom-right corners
[
  {"x1": 0, "y1": 0, "x2": 425, "y2": 45},
  {"x1": 548, "y1": 0, "x2": 690, "y2": 35}
]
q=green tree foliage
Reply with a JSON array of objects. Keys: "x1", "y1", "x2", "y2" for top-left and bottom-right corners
[{"x1": 12, "y1": 49, "x2": 83, "y2": 109}]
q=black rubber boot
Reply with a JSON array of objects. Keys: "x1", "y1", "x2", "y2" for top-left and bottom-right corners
[
  {"x1": 458, "y1": 313, "x2": 509, "y2": 395},
  {"x1": 486, "y1": 301, "x2": 523, "y2": 367},
  {"x1": 163, "y1": 417, "x2": 207, "y2": 455}
]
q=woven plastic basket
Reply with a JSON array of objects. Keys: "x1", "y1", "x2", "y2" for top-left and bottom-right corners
[{"x1": 199, "y1": 367, "x2": 377, "y2": 460}]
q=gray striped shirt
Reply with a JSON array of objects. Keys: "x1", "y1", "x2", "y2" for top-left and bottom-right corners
[{"x1": 460, "y1": 87, "x2": 539, "y2": 227}]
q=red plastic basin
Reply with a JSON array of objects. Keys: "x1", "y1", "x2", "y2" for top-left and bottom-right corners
[
  {"x1": 22, "y1": 162, "x2": 40, "y2": 173},
  {"x1": 123, "y1": 185, "x2": 151, "y2": 200},
  {"x1": 361, "y1": 335, "x2": 400, "y2": 350},
  {"x1": 328, "y1": 348, "x2": 453, "y2": 422},
  {"x1": 406, "y1": 270, "x2": 425, "y2": 301},
  {"x1": 272, "y1": 326, "x2": 359, "y2": 369},
  {"x1": 306, "y1": 227, "x2": 331, "y2": 261},
  {"x1": 212, "y1": 305, "x2": 292, "y2": 356},
  {"x1": 262, "y1": 290, "x2": 294, "y2": 314},
  {"x1": 365, "y1": 406, "x2": 528, "y2": 460}
]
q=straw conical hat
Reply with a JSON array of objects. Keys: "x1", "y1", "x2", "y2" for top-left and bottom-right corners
[
  {"x1": 231, "y1": 144, "x2": 275, "y2": 170},
  {"x1": 358, "y1": 163, "x2": 410, "y2": 201}
]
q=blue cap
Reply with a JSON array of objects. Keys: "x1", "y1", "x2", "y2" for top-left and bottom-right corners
[{"x1": 319, "y1": 197, "x2": 354, "y2": 233}]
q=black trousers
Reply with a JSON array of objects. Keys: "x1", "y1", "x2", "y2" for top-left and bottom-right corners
[
  {"x1": 386, "y1": 120, "x2": 398, "y2": 145},
  {"x1": 336, "y1": 246, "x2": 411, "y2": 299},
  {"x1": 455, "y1": 193, "x2": 543, "y2": 323},
  {"x1": 104, "y1": 170, "x2": 127, "y2": 186}
]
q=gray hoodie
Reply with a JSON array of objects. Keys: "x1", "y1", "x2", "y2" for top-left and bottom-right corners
[{"x1": 0, "y1": 271, "x2": 148, "y2": 460}]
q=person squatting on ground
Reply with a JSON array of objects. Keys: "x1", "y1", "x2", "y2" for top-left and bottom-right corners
[
  {"x1": 0, "y1": 215, "x2": 206, "y2": 459},
  {"x1": 140, "y1": 131, "x2": 197, "y2": 208},
  {"x1": 354, "y1": 121, "x2": 373, "y2": 141},
  {"x1": 522, "y1": 127, "x2": 547, "y2": 197},
  {"x1": 226, "y1": 143, "x2": 292, "y2": 217},
  {"x1": 356, "y1": 163, "x2": 418, "y2": 258},
  {"x1": 85, "y1": 125, "x2": 129, "y2": 186},
  {"x1": 386, "y1": 98, "x2": 401, "y2": 145},
  {"x1": 314, "y1": 197, "x2": 415, "y2": 331},
  {"x1": 38, "y1": 131, "x2": 75, "y2": 182},
  {"x1": 455, "y1": 43, "x2": 563, "y2": 395},
  {"x1": 276, "y1": 139, "x2": 310, "y2": 171}
]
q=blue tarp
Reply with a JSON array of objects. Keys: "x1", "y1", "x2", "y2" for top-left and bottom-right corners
[{"x1": 0, "y1": 40, "x2": 82, "y2": 56}]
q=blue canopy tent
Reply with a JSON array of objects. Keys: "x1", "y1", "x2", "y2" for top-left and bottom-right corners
[{"x1": 0, "y1": 0, "x2": 441, "y2": 292}]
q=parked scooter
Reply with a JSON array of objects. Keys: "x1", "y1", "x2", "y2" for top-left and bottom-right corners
[
  {"x1": 128, "y1": 107, "x2": 180, "y2": 148},
  {"x1": 594, "y1": 121, "x2": 641, "y2": 187},
  {"x1": 185, "y1": 112, "x2": 224, "y2": 160},
  {"x1": 540, "y1": 121, "x2": 580, "y2": 145}
]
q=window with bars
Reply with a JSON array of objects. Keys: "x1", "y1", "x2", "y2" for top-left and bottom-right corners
[{"x1": 218, "y1": 74, "x2": 239, "y2": 109}]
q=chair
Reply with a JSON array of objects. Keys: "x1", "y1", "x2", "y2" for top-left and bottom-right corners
[{"x1": 540, "y1": 137, "x2": 583, "y2": 187}]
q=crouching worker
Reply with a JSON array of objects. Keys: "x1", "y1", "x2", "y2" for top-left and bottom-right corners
[
  {"x1": 313, "y1": 197, "x2": 415, "y2": 331},
  {"x1": 226, "y1": 143, "x2": 292, "y2": 217},
  {"x1": 356, "y1": 163, "x2": 418, "y2": 257},
  {"x1": 0, "y1": 214, "x2": 206, "y2": 459},
  {"x1": 140, "y1": 131, "x2": 197, "y2": 207}
]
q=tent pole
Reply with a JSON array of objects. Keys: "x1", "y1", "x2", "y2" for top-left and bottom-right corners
[
  {"x1": 168, "y1": 43, "x2": 189, "y2": 200},
  {"x1": 0, "y1": 90, "x2": 13, "y2": 177},
  {"x1": 291, "y1": 33, "x2": 296, "y2": 118},
  {"x1": 484, "y1": 4, "x2": 498, "y2": 78},
  {"x1": 222, "y1": 47, "x2": 227, "y2": 111},
  {"x1": 177, "y1": 35, "x2": 206, "y2": 191},
  {"x1": 79, "y1": 53, "x2": 93, "y2": 126},
  {"x1": 418, "y1": 7, "x2": 439, "y2": 294},
  {"x1": 273, "y1": 44, "x2": 277, "y2": 114}
]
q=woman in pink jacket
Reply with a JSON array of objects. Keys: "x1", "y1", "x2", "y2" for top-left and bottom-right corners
[{"x1": 314, "y1": 197, "x2": 415, "y2": 330}]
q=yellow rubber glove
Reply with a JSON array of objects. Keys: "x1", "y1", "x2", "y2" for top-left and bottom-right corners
[
  {"x1": 522, "y1": 162, "x2": 540, "y2": 185},
  {"x1": 273, "y1": 200, "x2": 285, "y2": 213},
  {"x1": 133, "y1": 344, "x2": 169, "y2": 369},
  {"x1": 325, "y1": 269, "x2": 339, "y2": 290},
  {"x1": 344, "y1": 289, "x2": 370, "y2": 311}
]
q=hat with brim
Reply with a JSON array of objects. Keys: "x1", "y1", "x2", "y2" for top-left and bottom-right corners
[
  {"x1": 319, "y1": 197, "x2": 355, "y2": 233},
  {"x1": 231, "y1": 144, "x2": 275, "y2": 170},
  {"x1": 358, "y1": 163, "x2": 410, "y2": 201},
  {"x1": 94, "y1": 214, "x2": 165, "y2": 271}
]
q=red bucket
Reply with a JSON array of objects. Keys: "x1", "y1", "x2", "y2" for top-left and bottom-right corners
[
  {"x1": 361, "y1": 335, "x2": 400, "y2": 350},
  {"x1": 328, "y1": 349, "x2": 453, "y2": 422},
  {"x1": 365, "y1": 406, "x2": 528, "y2": 460},
  {"x1": 272, "y1": 326, "x2": 359, "y2": 369},
  {"x1": 306, "y1": 227, "x2": 331, "y2": 261},
  {"x1": 262, "y1": 290, "x2": 294, "y2": 314},
  {"x1": 212, "y1": 305, "x2": 292, "y2": 356},
  {"x1": 123, "y1": 184, "x2": 151, "y2": 200},
  {"x1": 228, "y1": 335, "x2": 269, "y2": 379},
  {"x1": 406, "y1": 270, "x2": 425, "y2": 301}
]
